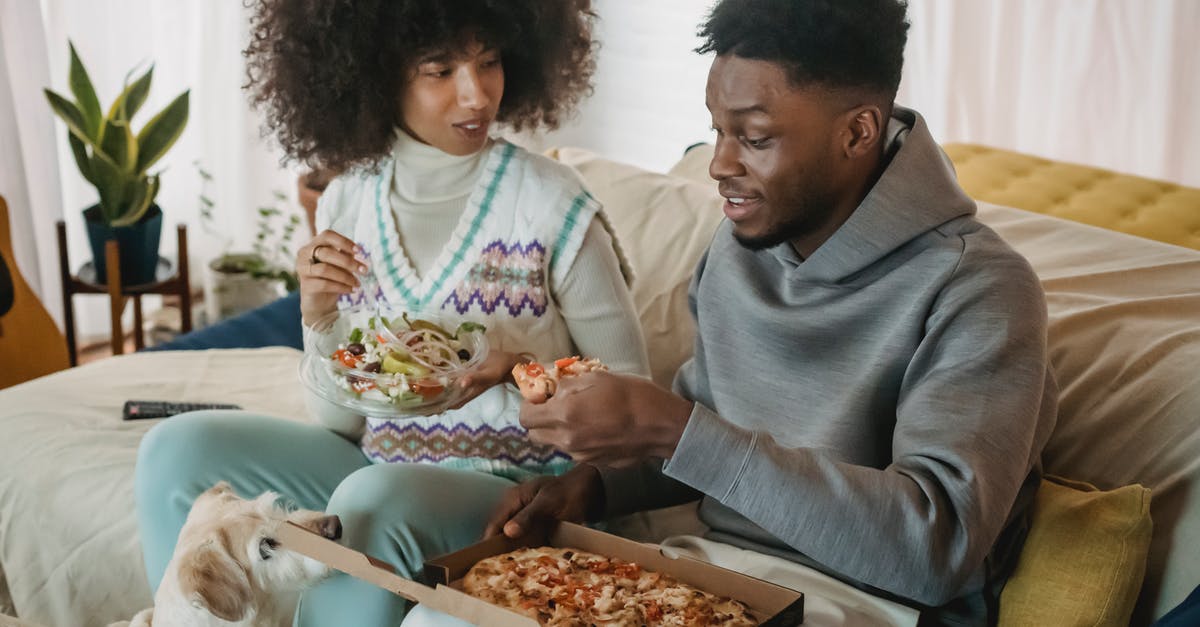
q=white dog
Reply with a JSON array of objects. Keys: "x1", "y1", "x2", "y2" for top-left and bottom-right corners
[{"x1": 115, "y1": 482, "x2": 340, "y2": 627}]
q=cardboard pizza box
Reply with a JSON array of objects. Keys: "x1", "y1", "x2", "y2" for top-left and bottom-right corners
[
  {"x1": 424, "y1": 521, "x2": 806, "y2": 626},
  {"x1": 276, "y1": 522, "x2": 535, "y2": 627},
  {"x1": 279, "y1": 520, "x2": 804, "y2": 625}
]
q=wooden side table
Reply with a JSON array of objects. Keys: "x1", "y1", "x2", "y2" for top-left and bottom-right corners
[{"x1": 56, "y1": 220, "x2": 192, "y2": 365}]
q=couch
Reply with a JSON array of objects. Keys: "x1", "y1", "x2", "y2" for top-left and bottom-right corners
[{"x1": 0, "y1": 144, "x2": 1196, "y2": 626}]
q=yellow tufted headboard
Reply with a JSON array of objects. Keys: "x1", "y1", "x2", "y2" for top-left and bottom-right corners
[{"x1": 943, "y1": 144, "x2": 1200, "y2": 251}]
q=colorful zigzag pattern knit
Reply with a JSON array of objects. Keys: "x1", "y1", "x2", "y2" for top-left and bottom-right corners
[
  {"x1": 443, "y1": 240, "x2": 549, "y2": 317},
  {"x1": 361, "y1": 420, "x2": 571, "y2": 471}
]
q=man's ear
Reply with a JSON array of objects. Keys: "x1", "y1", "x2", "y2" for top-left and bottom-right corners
[
  {"x1": 840, "y1": 104, "x2": 885, "y2": 159},
  {"x1": 177, "y1": 544, "x2": 253, "y2": 622}
]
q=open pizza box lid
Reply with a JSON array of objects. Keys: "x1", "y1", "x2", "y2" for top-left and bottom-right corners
[
  {"x1": 425, "y1": 521, "x2": 805, "y2": 626},
  {"x1": 276, "y1": 522, "x2": 535, "y2": 626},
  {"x1": 279, "y1": 520, "x2": 804, "y2": 625}
]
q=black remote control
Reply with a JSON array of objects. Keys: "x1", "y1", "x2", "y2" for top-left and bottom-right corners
[{"x1": 123, "y1": 400, "x2": 243, "y2": 420}]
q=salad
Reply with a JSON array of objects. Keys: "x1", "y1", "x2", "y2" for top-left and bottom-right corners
[{"x1": 325, "y1": 313, "x2": 487, "y2": 409}]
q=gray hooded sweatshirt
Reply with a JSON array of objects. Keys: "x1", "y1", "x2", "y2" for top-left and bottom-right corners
[{"x1": 601, "y1": 107, "x2": 1058, "y2": 625}]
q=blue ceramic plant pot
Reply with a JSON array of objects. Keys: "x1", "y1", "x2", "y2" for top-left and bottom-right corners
[{"x1": 83, "y1": 204, "x2": 163, "y2": 286}]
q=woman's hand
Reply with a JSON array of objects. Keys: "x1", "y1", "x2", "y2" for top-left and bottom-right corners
[
  {"x1": 450, "y1": 350, "x2": 528, "y2": 409},
  {"x1": 297, "y1": 230, "x2": 366, "y2": 325}
]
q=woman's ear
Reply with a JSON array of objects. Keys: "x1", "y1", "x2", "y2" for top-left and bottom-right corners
[{"x1": 178, "y1": 544, "x2": 254, "y2": 622}]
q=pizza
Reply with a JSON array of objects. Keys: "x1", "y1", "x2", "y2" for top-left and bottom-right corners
[
  {"x1": 511, "y1": 356, "x2": 608, "y2": 404},
  {"x1": 461, "y1": 546, "x2": 757, "y2": 626}
]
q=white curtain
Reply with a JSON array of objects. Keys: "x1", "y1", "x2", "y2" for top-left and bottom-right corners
[
  {"x1": 900, "y1": 0, "x2": 1200, "y2": 188},
  {"x1": 540, "y1": 0, "x2": 1200, "y2": 188},
  {"x1": 0, "y1": 0, "x2": 63, "y2": 322}
]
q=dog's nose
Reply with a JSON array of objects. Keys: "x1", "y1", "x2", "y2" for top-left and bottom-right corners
[{"x1": 319, "y1": 515, "x2": 342, "y2": 540}]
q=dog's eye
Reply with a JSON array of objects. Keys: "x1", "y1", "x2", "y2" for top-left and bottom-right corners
[{"x1": 258, "y1": 537, "x2": 279, "y2": 560}]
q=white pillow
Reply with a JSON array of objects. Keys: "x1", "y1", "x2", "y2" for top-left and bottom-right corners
[
  {"x1": 667, "y1": 143, "x2": 716, "y2": 186},
  {"x1": 548, "y1": 147, "x2": 724, "y2": 388}
]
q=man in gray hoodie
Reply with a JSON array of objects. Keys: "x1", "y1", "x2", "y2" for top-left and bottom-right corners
[{"x1": 491, "y1": 0, "x2": 1058, "y2": 623}]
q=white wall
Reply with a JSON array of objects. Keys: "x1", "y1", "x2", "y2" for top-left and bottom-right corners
[{"x1": 533, "y1": 0, "x2": 714, "y2": 174}]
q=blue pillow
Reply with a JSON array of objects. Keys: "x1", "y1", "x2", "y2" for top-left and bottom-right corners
[
  {"x1": 147, "y1": 292, "x2": 303, "y2": 351},
  {"x1": 1154, "y1": 585, "x2": 1200, "y2": 627}
]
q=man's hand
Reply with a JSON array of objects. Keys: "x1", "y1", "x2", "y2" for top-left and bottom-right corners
[
  {"x1": 297, "y1": 229, "x2": 365, "y2": 325},
  {"x1": 483, "y1": 465, "x2": 605, "y2": 539},
  {"x1": 520, "y1": 371, "x2": 694, "y2": 466}
]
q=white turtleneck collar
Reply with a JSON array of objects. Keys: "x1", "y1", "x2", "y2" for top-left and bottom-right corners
[{"x1": 390, "y1": 128, "x2": 491, "y2": 207}]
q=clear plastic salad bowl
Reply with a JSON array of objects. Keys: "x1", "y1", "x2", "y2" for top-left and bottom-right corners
[{"x1": 299, "y1": 306, "x2": 489, "y2": 417}]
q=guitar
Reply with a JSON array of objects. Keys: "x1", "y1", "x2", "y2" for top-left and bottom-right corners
[{"x1": 0, "y1": 195, "x2": 69, "y2": 388}]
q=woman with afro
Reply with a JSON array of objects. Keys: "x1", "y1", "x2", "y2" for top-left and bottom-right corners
[{"x1": 134, "y1": 1, "x2": 650, "y2": 623}]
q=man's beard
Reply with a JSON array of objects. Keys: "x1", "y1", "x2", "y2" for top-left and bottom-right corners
[{"x1": 733, "y1": 194, "x2": 838, "y2": 252}]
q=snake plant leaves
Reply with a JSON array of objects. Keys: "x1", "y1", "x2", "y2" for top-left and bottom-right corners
[
  {"x1": 43, "y1": 89, "x2": 95, "y2": 148},
  {"x1": 45, "y1": 91, "x2": 97, "y2": 185},
  {"x1": 47, "y1": 44, "x2": 188, "y2": 226},
  {"x1": 135, "y1": 90, "x2": 189, "y2": 174},
  {"x1": 113, "y1": 174, "x2": 159, "y2": 227},
  {"x1": 87, "y1": 151, "x2": 126, "y2": 223},
  {"x1": 108, "y1": 65, "x2": 153, "y2": 123},
  {"x1": 67, "y1": 133, "x2": 94, "y2": 185},
  {"x1": 101, "y1": 117, "x2": 138, "y2": 172},
  {"x1": 67, "y1": 42, "x2": 102, "y2": 138}
]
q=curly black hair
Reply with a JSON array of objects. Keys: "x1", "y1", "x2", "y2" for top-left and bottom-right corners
[
  {"x1": 697, "y1": 0, "x2": 909, "y2": 99},
  {"x1": 245, "y1": 0, "x2": 596, "y2": 172}
]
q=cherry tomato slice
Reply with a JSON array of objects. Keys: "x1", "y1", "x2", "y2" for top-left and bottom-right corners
[{"x1": 410, "y1": 381, "x2": 445, "y2": 400}]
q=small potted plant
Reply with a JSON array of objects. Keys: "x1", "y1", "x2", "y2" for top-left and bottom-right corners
[
  {"x1": 197, "y1": 162, "x2": 301, "y2": 323},
  {"x1": 44, "y1": 42, "x2": 189, "y2": 286}
]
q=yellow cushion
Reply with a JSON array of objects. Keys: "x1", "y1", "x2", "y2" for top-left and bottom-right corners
[
  {"x1": 999, "y1": 477, "x2": 1152, "y2": 627},
  {"x1": 944, "y1": 144, "x2": 1200, "y2": 251}
]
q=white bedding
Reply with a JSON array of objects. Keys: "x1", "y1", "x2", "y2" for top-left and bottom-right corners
[
  {"x1": 1, "y1": 152, "x2": 1197, "y2": 625},
  {"x1": 0, "y1": 348, "x2": 312, "y2": 627}
]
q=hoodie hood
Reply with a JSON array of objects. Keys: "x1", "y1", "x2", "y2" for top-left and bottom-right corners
[{"x1": 771, "y1": 106, "x2": 978, "y2": 283}]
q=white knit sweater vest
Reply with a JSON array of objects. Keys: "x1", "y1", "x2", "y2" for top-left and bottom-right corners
[{"x1": 315, "y1": 138, "x2": 629, "y2": 478}]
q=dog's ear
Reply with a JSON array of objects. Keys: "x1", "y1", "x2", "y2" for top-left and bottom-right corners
[
  {"x1": 177, "y1": 543, "x2": 253, "y2": 622},
  {"x1": 206, "y1": 481, "x2": 235, "y2": 497}
]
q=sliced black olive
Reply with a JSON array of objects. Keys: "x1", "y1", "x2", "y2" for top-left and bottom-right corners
[
  {"x1": 457, "y1": 349, "x2": 470, "y2": 360},
  {"x1": 347, "y1": 342, "x2": 366, "y2": 355},
  {"x1": 362, "y1": 361, "x2": 382, "y2": 373}
]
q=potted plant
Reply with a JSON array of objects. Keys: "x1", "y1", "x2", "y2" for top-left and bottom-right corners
[
  {"x1": 44, "y1": 42, "x2": 189, "y2": 286},
  {"x1": 197, "y1": 162, "x2": 301, "y2": 323}
]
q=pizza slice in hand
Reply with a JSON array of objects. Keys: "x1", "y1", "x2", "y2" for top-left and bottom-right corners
[{"x1": 512, "y1": 356, "x2": 607, "y2": 404}]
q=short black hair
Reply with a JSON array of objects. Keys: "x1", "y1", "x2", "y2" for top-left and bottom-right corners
[
  {"x1": 245, "y1": 0, "x2": 596, "y2": 172},
  {"x1": 696, "y1": 0, "x2": 909, "y2": 99}
]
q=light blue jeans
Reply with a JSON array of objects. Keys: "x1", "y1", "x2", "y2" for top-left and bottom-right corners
[{"x1": 135, "y1": 411, "x2": 513, "y2": 626}]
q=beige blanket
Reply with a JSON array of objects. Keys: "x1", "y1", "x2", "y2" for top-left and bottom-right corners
[{"x1": 0, "y1": 348, "x2": 311, "y2": 626}]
